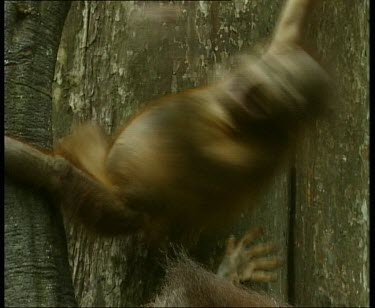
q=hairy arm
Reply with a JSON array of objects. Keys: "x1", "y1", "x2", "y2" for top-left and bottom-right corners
[{"x1": 5, "y1": 136, "x2": 145, "y2": 236}]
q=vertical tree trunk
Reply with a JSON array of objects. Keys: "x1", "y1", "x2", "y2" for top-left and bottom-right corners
[
  {"x1": 5, "y1": 1, "x2": 76, "y2": 307},
  {"x1": 53, "y1": 2, "x2": 292, "y2": 306},
  {"x1": 51, "y1": 1, "x2": 369, "y2": 307},
  {"x1": 293, "y1": 1, "x2": 369, "y2": 306}
]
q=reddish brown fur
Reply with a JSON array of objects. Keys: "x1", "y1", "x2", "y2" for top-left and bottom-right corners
[{"x1": 149, "y1": 256, "x2": 289, "y2": 307}]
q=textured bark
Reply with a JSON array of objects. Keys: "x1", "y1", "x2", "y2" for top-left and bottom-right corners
[
  {"x1": 51, "y1": 1, "x2": 369, "y2": 307},
  {"x1": 293, "y1": 1, "x2": 369, "y2": 306},
  {"x1": 5, "y1": 1, "x2": 76, "y2": 307},
  {"x1": 53, "y1": 2, "x2": 289, "y2": 306}
]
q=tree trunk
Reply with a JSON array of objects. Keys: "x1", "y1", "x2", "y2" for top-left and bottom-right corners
[
  {"x1": 52, "y1": 2, "x2": 291, "y2": 306},
  {"x1": 51, "y1": 1, "x2": 369, "y2": 307},
  {"x1": 5, "y1": 1, "x2": 76, "y2": 307},
  {"x1": 293, "y1": 1, "x2": 369, "y2": 306}
]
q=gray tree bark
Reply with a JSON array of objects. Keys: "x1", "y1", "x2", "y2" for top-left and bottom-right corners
[
  {"x1": 5, "y1": 1, "x2": 76, "y2": 307},
  {"x1": 50, "y1": 1, "x2": 369, "y2": 307},
  {"x1": 52, "y1": 2, "x2": 289, "y2": 306},
  {"x1": 293, "y1": 1, "x2": 369, "y2": 306}
]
